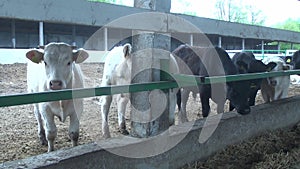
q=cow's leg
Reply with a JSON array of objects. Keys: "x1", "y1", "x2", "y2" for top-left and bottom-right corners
[
  {"x1": 42, "y1": 108, "x2": 57, "y2": 152},
  {"x1": 229, "y1": 102, "x2": 235, "y2": 111},
  {"x1": 33, "y1": 104, "x2": 47, "y2": 145},
  {"x1": 261, "y1": 80, "x2": 272, "y2": 103},
  {"x1": 216, "y1": 101, "x2": 225, "y2": 114},
  {"x1": 100, "y1": 95, "x2": 112, "y2": 138},
  {"x1": 117, "y1": 94, "x2": 129, "y2": 135},
  {"x1": 248, "y1": 89, "x2": 258, "y2": 106},
  {"x1": 176, "y1": 89, "x2": 181, "y2": 111},
  {"x1": 69, "y1": 112, "x2": 79, "y2": 147},
  {"x1": 200, "y1": 93, "x2": 210, "y2": 118},
  {"x1": 169, "y1": 88, "x2": 178, "y2": 126},
  {"x1": 178, "y1": 88, "x2": 189, "y2": 124}
]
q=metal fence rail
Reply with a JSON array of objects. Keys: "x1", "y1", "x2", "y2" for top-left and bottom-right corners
[{"x1": 1, "y1": 70, "x2": 300, "y2": 108}]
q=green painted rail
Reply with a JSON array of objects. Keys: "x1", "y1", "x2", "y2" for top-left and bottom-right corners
[{"x1": 1, "y1": 70, "x2": 300, "y2": 108}]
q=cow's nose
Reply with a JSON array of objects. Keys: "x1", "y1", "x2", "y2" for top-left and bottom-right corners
[
  {"x1": 50, "y1": 80, "x2": 63, "y2": 90},
  {"x1": 237, "y1": 107, "x2": 250, "y2": 115}
]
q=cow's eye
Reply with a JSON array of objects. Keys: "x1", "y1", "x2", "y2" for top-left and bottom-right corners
[
  {"x1": 44, "y1": 62, "x2": 47, "y2": 66},
  {"x1": 67, "y1": 62, "x2": 71, "y2": 66}
]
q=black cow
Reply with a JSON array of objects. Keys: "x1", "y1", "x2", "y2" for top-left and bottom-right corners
[
  {"x1": 172, "y1": 45, "x2": 251, "y2": 123},
  {"x1": 231, "y1": 52, "x2": 276, "y2": 110},
  {"x1": 292, "y1": 50, "x2": 300, "y2": 70}
]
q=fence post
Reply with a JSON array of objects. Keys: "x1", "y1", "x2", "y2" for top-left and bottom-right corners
[{"x1": 130, "y1": 0, "x2": 171, "y2": 138}]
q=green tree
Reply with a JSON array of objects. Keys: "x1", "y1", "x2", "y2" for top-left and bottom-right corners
[
  {"x1": 273, "y1": 19, "x2": 300, "y2": 50},
  {"x1": 214, "y1": 0, "x2": 265, "y2": 26},
  {"x1": 275, "y1": 18, "x2": 300, "y2": 32}
]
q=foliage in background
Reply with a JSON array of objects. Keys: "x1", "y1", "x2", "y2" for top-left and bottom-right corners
[
  {"x1": 273, "y1": 18, "x2": 300, "y2": 50},
  {"x1": 214, "y1": 0, "x2": 265, "y2": 26},
  {"x1": 88, "y1": 0, "x2": 299, "y2": 50}
]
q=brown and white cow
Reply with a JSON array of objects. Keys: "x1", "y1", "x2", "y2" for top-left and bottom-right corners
[
  {"x1": 261, "y1": 56, "x2": 291, "y2": 102},
  {"x1": 26, "y1": 42, "x2": 89, "y2": 152}
]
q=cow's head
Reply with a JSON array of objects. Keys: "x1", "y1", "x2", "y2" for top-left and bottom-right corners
[
  {"x1": 227, "y1": 80, "x2": 251, "y2": 115},
  {"x1": 226, "y1": 60, "x2": 252, "y2": 115},
  {"x1": 266, "y1": 59, "x2": 291, "y2": 87},
  {"x1": 236, "y1": 58, "x2": 276, "y2": 87},
  {"x1": 26, "y1": 42, "x2": 89, "y2": 90}
]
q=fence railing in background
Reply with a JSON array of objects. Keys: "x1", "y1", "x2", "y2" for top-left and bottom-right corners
[{"x1": 1, "y1": 70, "x2": 300, "y2": 108}]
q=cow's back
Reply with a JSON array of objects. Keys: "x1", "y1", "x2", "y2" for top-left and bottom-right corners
[
  {"x1": 200, "y1": 47, "x2": 236, "y2": 77},
  {"x1": 101, "y1": 46, "x2": 124, "y2": 86}
]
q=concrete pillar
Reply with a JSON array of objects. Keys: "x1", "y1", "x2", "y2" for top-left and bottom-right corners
[
  {"x1": 11, "y1": 19, "x2": 16, "y2": 48},
  {"x1": 261, "y1": 40, "x2": 264, "y2": 56},
  {"x1": 277, "y1": 41, "x2": 280, "y2": 54},
  {"x1": 218, "y1": 36, "x2": 222, "y2": 48},
  {"x1": 72, "y1": 25, "x2": 76, "y2": 47},
  {"x1": 39, "y1": 21, "x2": 44, "y2": 46},
  {"x1": 190, "y1": 34, "x2": 194, "y2": 46},
  {"x1": 131, "y1": 0, "x2": 171, "y2": 138},
  {"x1": 104, "y1": 27, "x2": 108, "y2": 51},
  {"x1": 242, "y1": 38, "x2": 245, "y2": 50}
]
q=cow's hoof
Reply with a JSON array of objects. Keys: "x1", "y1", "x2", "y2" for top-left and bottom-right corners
[
  {"x1": 102, "y1": 133, "x2": 111, "y2": 139},
  {"x1": 39, "y1": 134, "x2": 48, "y2": 146},
  {"x1": 119, "y1": 129, "x2": 129, "y2": 135},
  {"x1": 40, "y1": 138, "x2": 48, "y2": 146}
]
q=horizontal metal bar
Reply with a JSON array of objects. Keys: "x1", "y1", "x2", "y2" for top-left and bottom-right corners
[
  {"x1": 173, "y1": 70, "x2": 300, "y2": 85},
  {"x1": 0, "y1": 81, "x2": 178, "y2": 107},
  {"x1": 1, "y1": 70, "x2": 300, "y2": 108},
  {"x1": 204, "y1": 70, "x2": 300, "y2": 84}
]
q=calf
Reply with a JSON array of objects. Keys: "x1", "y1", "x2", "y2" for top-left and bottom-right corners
[
  {"x1": 261, "y1": 57, "x2": 291, "y2": 102},
  {"x1": 26, "y1": 42, "x2": 89, "y2": 152},
  {"x1": 100, "y1": 43, "x2": 179, "y2": 138},
  {"x1": 231, "y1": 52, "x2": 276, "y2": 109},
  {"x1": 172, "y1": 45, "x2": 251, "y2": 123}
]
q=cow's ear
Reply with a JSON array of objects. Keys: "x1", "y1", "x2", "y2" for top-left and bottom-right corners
[
  {"x1": 236, "y1": 61, "x2": 248, "y2": 72},
  {"x1": 123, "y1": 43, "x2": 132, "y2": 59},
  {"x1": 73, "y1": 49, "x2": 89, "y2": 63},
  {"x1": 26, "y1": 50, "x2": 44, "y2": 64},
  {"x1": 266, "y1": 62, "x2": 277, "y2": 71},
  {"x1": 286, "y1": 57, "x2": 292, "y2": 64}
]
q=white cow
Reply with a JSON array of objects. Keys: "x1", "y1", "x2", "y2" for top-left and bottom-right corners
[
  {"x1": 100, "y1": 43, "x2": 179, "y2": 138},
  {"x1": 261, "y1": 57, "x2": 291, "y2": 103},
  {"x1": 26, "y1": 42, "x2": 89, "y2": 152}
]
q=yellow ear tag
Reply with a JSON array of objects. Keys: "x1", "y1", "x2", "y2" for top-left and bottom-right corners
[{"x1": 286, "y1": 58, "x2": 291, "y2": 63}]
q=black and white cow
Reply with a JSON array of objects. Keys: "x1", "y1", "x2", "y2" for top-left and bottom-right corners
[
  {"x1": 172, "y1": 45, "x2": 251, "y2": 123},
  {"x1": 261, "y1": 56, "x2": 291, "y2": 102},
  {"x1": 231, "y1": 52, "x2": 276, "y2": 110}
]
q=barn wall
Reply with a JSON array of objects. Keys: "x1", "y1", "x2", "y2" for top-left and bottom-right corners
[
  {"x1": 1, "y1": 0, "x2": 300, "y2": 43},
  {"x1": 2, "y1": 96, "x2": 300, "y2": 169}
]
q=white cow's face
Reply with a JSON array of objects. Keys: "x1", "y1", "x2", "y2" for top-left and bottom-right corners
[
  {"x1": 26, "y1": 42, "x2": 89, "y2": 90},
  {"x1": 43, "y1": 45, "x2": 74, "y2": 90},
  {"x1": 267, "y1": 61, "x2": 291, "y2": 86}
]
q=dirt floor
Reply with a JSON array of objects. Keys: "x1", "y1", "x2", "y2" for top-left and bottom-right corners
[{"x1": 0, "y1": 63, "x2": 299, "y2": 168}]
